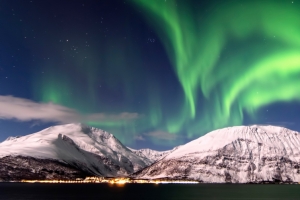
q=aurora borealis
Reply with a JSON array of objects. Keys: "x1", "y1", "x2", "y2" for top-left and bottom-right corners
[
  {"x1": 131, "y1": 0, "x2": 300, "y2": 135},
  {"x1": 1, "y1": 0, "x2": 300, "y2": 149}
]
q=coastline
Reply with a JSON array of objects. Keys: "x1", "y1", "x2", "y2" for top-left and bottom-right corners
[{"x1": 4, "y1": 177, "x2": 298, "y2": 185}]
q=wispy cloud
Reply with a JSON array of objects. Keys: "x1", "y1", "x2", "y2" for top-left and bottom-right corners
[
  {"x1": 265, "y1": 121, "x2": 295, "y2": 126},
  {"x1": 134, "y1": 135, "x2": 146, "y2": 141},
  {"x1": 87, "y1": 112, "x2": 139, "y2": 121},
  {"x1": 145, "y1": 130, "x2": 178, "y2": 141},
  {"x1": 0, "y1": 95, "x2": 139, "y2": 124}
]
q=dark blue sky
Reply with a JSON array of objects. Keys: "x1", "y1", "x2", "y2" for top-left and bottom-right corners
[{"x1": 1, "y1": 0, "x2": 300, "y2": 150}]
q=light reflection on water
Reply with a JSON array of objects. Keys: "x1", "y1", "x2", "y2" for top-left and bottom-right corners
[{"x1": 1, "y1": 183, "x2": 300, "y2": 200}]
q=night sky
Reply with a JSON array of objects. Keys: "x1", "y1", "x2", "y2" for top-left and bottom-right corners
[{"x1": 1, "y1": 0, "x2": 300, "y2": 150}]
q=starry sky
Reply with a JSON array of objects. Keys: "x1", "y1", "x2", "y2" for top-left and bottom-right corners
[{"x1": 1, "y1": 0, "x2": 300, "y2": 150}]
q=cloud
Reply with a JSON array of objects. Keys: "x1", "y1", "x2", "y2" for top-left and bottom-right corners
[
  {"x1": 134, "y1": 135, "x2": 146, "y2": 141},
  {"x1": 30, "y1": 121, "x2": 42, "y2": 128},
  {"x1": 265, "y1": 121, "x2": 295, "y2": 126},
  {"x1": 145, "y1": 130, "x2": 177, "y2": 141},
  {"x1": 87, "y1": 112, "x2": 139, "y2": 121},
  {"x1": 0, "y1": 95, "x2": 139, "y2": 124}
]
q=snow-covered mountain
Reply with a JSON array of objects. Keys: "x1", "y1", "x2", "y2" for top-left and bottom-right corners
[
  {"x1": 133, "y1": 125, "x2": 300, "y2": 183},
  {"x1": 129, "y1": 147, "x2": 179, "y2": 163},
  {"x1": 4, "y1": 124, "x2": 300, "y2": 183},
  {"x1": 0, "y1": 123, "x2": 149, "y2": 180}
]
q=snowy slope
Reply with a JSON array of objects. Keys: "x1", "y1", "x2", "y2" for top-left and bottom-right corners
[
  {"x1": 0, "y1": 123, "x2": 148, "y2": 177},
  {"x1": 129, "y1": 147, "x2": 180, "y2": 164},
  {"x1": 134, "y1": 125, "x2": 300, "y2": 183}
]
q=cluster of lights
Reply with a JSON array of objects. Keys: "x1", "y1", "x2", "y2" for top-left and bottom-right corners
[
  {"x1": 21, "y1": 177, "x2": 199, "y2": 184},
  {"x1": 21, "y1": 177, "x2": 103, "y2": 184}
]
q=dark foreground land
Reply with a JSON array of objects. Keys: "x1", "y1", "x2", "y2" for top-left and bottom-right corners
[{"x1": 1, "y1": 183, "x2": 300, "y2": 200}]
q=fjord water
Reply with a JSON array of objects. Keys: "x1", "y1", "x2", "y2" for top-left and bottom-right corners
[{"x1": 1, "y1": 183, "x2": 300, "y2": 200}]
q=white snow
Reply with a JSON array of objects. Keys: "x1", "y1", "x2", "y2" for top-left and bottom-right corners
[
  {"x1": 136, "y1": 125, "x2": 300, "y2": 183},
  {"x1": 165, "y1": 125, "x2": 300, "y2": 160},
  {"x1": 3, "y1": 124, "x2": 300, "y2": 182},
  {"x1": 0, "y1": 123, "x2": 148, "y2": 176},
  {"x1": 129, "y1": 147, "x2": 175, "y2": 164}
]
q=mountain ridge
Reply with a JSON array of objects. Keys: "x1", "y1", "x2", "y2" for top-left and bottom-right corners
[
  {"x1": 2, "y1": 124, "x2": 300, "y2": 183},
  {"x1": 133, "y1": 125, "x2": 300, "y2": 183},
  {"x1": 0, "y1": 123, "x2": 162, "y2": 180}
]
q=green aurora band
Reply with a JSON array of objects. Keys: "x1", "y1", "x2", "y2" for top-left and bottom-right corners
[
  {"x1": 130, "y1": 0, "x2": 300, "y2": 137},
  {"x1": 33, "y1": 0, "x2": 300, "y2": 145}
]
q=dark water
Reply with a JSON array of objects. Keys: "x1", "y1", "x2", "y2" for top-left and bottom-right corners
[{"x1": 1, "y1": 183, "x2": 300, "y2": 200}]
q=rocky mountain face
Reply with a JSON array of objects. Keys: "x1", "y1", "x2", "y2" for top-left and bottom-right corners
[
  {"x1": 133, "y1": 125, "x2": 300, "y2": 183},
  {"x1": 0, "y1": 156, "x2": 90, "y2": 181},
  {"x1": 0, "y1": 124, "x2": 150, "y2": 181},
  {"x1": 3, "y1": 124, "x2": 300, "y2": 183}
]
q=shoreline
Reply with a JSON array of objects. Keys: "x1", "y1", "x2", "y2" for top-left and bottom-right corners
[{"x1": 0, "y1": 177, "x2": 298, "y2": 185}]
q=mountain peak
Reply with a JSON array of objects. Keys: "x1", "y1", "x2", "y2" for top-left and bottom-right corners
[
  {"x1": 205, "y1": 125, "x2": 297, "y2": 139},
  {"x1": 170, "y1": 125, "x2": 299, "y2": 158},
  {"x1": 3, "y1": 135, "x2": 22, "y2": 142},
  {"x1": 45, "y1": 123, "x2": 90, "y2": 131},
  {"x1": 42, "y1": 123, "x2": 114, "y2": 139},
  {"x1": 0, "y1": 123, "x2": 151, "y2": 177},
  {"x1": 134, "y1": 125, "x2": 300, "y2": 183}
]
